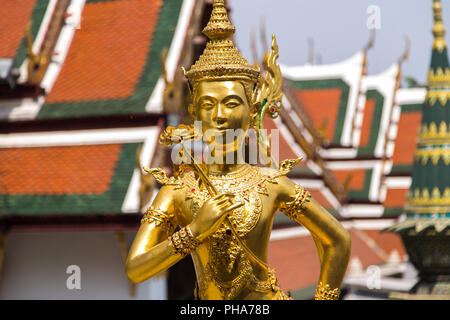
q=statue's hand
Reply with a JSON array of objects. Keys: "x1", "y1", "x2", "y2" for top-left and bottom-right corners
[{"x1": 189, "y1": 194, "x2": 243, "y2": 242}]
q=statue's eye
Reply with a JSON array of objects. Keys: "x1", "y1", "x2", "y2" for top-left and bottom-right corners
[
  {"x1": 226, "y1": 100, "x2": 240, "y2": 108},
  {"x1": 200, "y1": 101, "x2": 215, "y2": 109}
]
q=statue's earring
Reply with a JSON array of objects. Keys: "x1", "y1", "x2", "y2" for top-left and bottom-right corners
[
  {"x1": 249, "y1": 104, "x2": 259, "y2": 129},
  {"x1": 188, "y1": 104, "x2": 196, "y2": 119}
]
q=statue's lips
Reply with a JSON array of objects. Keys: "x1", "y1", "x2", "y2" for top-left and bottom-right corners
[
  {"x1": 204, "y1": 127, "x2": 243, "y2": 136},
  {"x1": 212, "y1": 127, "x2": 230, "y2": 133}
]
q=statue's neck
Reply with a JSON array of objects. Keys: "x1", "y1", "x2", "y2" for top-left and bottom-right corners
[{"x1": 206, "y1": 142, "x2": 247, "y2": 176}]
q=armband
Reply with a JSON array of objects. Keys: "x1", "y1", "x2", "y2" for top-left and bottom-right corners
[
  {"x1": 141, "y1": 207, "x2": 175, "y2": 232},
  {"x1": 281, "y1": 184, "x2": 311, "y2": 220}
]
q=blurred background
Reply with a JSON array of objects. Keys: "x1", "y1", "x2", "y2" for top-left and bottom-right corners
[{"x1": 0, "y1": 0, "x2": 448, "y2": 300}]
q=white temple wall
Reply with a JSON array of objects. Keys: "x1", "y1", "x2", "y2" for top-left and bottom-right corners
[{"x1": 0, "y1": 231, "x2": 166, "y2": 300}]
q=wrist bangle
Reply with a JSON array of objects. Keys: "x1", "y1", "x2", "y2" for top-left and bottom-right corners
[
  {"x1": 168, "y1": 226, "x2": 200, "y2": 257},
  {"x1": 315, "y1": 282, "x2": 340, "y2": 300}
]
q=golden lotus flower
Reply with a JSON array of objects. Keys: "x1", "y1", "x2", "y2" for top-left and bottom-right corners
[{"x1": 159, "y1": 124, "x2": 202, "y2": 146}]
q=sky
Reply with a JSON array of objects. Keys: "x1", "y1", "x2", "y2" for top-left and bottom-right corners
[{"x1": 228, "y1": 0, "x2": 450, "y2": 86}]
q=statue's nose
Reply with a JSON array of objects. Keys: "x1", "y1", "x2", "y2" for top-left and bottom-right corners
[{"x1": 213, "y1": 104, "x2": 227, "y2": 124}]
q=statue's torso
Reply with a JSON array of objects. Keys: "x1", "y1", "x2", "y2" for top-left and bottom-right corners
[{"x1": 173, "y1": 164, "x2": 287, "y2": 300}]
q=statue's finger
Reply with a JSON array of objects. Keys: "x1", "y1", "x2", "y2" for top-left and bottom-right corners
[
  {"x1": 222, "y1": 202, "x2": 244, "y2": 214},
  {"x1": 214, "y1": 198, "x2": 229, "y2": 206}
]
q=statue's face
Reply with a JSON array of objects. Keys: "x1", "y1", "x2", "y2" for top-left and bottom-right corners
[{"x1": 194, "y1": 80, "x2": 251, "y2": 147}]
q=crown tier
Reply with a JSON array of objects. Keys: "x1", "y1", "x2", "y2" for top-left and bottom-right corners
[{"x1": 184, "y1": 0, "x2": 259, "y2": 84}]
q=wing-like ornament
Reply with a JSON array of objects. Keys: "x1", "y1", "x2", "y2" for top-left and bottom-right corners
[{"x1": 253, "y1": 34, "x2": 283, "y2": 168}]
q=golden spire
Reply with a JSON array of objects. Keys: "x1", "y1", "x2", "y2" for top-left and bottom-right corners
[
  {"x1": 432, "y1": 0, "x2": 447, "y2": 52},
  {"x1": 202, "y1": 0, "x2": 235, "y2": 40},
  {"x1": 184, "y1": 0, "x2": 260, "y2": 85}
]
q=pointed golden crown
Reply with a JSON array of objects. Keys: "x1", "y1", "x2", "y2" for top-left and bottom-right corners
[{"x1": 184, "y1": 0, "x2": 260, "y2": 85}]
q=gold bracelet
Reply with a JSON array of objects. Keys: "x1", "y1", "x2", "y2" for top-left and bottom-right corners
[
  {"x1": 281, "y1": 184, "x2": 311, "y2": 220},
  {"x1": 141, "y1": 207, "x2": 175, "y2": 231},
  {"x1": 315, "y1": 282, "x2": 340, "y2": 300},
  {"x1": 168, "y1": 226, "x2": 200, "y2": 257}
]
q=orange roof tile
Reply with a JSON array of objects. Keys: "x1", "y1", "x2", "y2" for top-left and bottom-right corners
[
  {"x1": 331, "y1": 169, "x2": 366, "y2": 191},
  {"x1": 268, "y1": 228, "x2": 403, "y2": 291},
  {"x1": 0, "y1": 0, "x2": 36, "y2": 58},
  {"x1": 363, "y1": 229, "x2": 406, "y2": 257},
  {"x1": 347, "y1": 229, "x2": 387, "y2": 268},
  {"x1": 292, "y1": 88, "x2": 342, "y2": 142},
  {"x1": 46, "y1": 0, "x2": 163, "y2": 103},
  {"x1": 268, "y1": 236, "x2": 320, "y2": 290},
  {"x1": 0, "y1": 144, "x2": 122, "y2": 195},
  {"x1": 359, "y1": 98, "x2": 376, "y2": 147},
  {"x1": 384, "y1": 188, "x2": 409, "y2": 208},
  {"x1": 392, "y1": 112, "x2": 422, "y2": 165},
  {"x1": 309, "y1": 189, "x2": 333, "y2": 209}
]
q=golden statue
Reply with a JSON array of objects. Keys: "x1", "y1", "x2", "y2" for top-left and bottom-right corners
[{"x1": 126, "y1": 0, "x2": 351, "y2": 300}]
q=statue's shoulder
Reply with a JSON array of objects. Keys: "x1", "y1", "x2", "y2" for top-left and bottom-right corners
[
  {"x1": 144, "y1": 167, "x2": 186, "y2": 191},
  {"x1": 258, "y1": 156, "x2": 304, "y2": 183}
]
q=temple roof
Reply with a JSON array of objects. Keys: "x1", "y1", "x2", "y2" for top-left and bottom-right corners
[
  {"x1": 0, "y1": 0, "x2": 196, "y2": 122},
  {"x1": 0, "y1": 0, "x2": 50, "y2": 64},
  {"x1": 268, "y1": 226, "x2": 406, "y2": 297},
  {"x1": 0, "y1": 127, "x2": 161, "y2": 218},
  {"x1": 38, "y1": 0, "x2": 185, "y2": 119},
  {"x1": 0, "y1": 0, "x2": 52, "y2": 84},
  {"x1": 281, "y1": 51, "x2": 365, "y2": 147}
]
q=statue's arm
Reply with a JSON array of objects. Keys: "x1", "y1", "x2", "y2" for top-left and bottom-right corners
[
  {"x1": 126, "y1": 185, "x2": 184, "y2": 283},
  {"x1": 276, "y1": 176, "x2": 351, "y2": 299}
]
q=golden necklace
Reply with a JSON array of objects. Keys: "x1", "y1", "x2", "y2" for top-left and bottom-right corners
[{"x1": 183, "y1": 165, "x2": 274, "y2": 299}]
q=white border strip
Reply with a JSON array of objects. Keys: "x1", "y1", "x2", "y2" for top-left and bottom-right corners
[
  {"x1": 319, "y1": 148, "x2": 358, "y2": 159},
  {"x1": 340, "y1": 204, "x2": 385, "y2": 218},
  {"x1": 121, "y1": 126, "x2": 160, "y2": 213},
  {"x1": 165, "y1": 0, "x2": 195, "y2": 81},
  {"x1": 325, "y1": 159, "x2": 380, "y2": 169},
  {"x1": 5, "y1": 0, "x2": 86, "y2": 121},
  {"x1": 18, "y1": 0, "x2": 59, "y2": 83},
  {"x1": 281, "y1": 51, "x2": 364, "y2": 146},
  {"x1": 383, "y1": 176, "x2": 412, "y2": 188},
  {"x1": 373, "y1": 64, "x2": 399, "y2": 158},
  {"x1": 396, "y1": 87, "x2": 426, "y2": 105},
  {"x1": 145, "y1": 0, "x2": 195, "y2": 113},
  {"x1": 0, "y1": 127, "x2": 158, "y2": 147},
  {"x1": 41, "y1": 0, "x2": 86, "y2": 94}
]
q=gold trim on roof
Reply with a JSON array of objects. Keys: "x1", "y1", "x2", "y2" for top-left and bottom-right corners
[
  {"x1": 414, "y1": 147, "x2": 450, "y2": 165},
  {"x1": 427, "y1": 67, "x2": 450, "y2": 85},
  {"x1": 384, "y1": 219, "x2": 450, "y2": 233},
  {"x1": 426, "y1": 89, "x2": 450, "y2": 106},
  {"x1": 408, "y1": 187, "x2": 450, "y2": 206},
  {"x1": 419, "y1": 121, "x2": 450, "y2": 145},
  {"x1": 433, "y1": 0, "x2": 447, "y2": 53}
]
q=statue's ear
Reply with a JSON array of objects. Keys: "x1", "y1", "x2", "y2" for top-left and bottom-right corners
[{"x1": 249, "y1": 103, "x2": 259, "y2": 128}]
